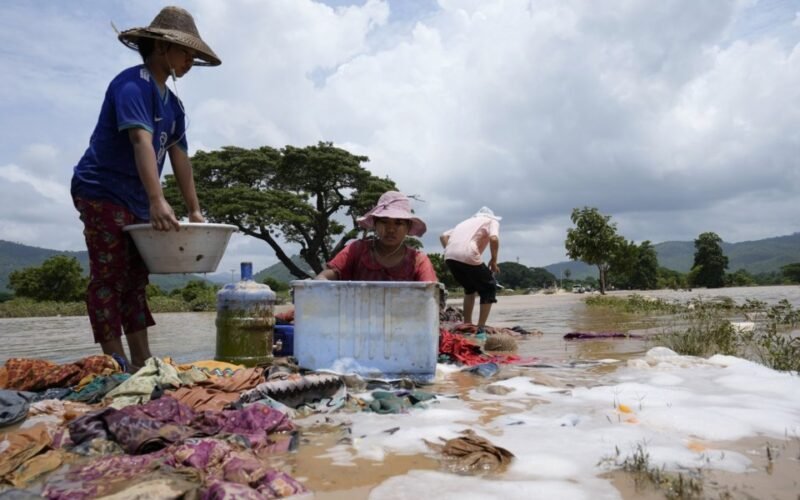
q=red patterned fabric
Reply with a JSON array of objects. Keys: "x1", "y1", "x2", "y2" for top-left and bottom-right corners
[
  {"x1": 2, "y1": 355, "x2": 120, "y2": 391},
  {"x1": 438, "y1": 330, "x2": 487, "y2": 366},
  {"x1": 438, "y1": 329, "x2": 534, "y2": 366}
]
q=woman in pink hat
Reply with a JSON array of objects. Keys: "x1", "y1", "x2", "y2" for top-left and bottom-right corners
[{"x1": 316, "y1": 191, "x2": 438, "y2": 281}]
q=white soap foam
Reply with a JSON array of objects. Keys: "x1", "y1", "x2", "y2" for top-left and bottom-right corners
[{"x1": 318, "y1": 347, "x2": 800, "y2": 498}]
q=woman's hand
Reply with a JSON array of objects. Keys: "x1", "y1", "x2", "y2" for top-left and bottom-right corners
[
  {"x1": 149, "y1": 196, "x2": 180, "y2": 231},
  {"x1": 188, "y1": 209, "x2": 205, "y2": 223}
]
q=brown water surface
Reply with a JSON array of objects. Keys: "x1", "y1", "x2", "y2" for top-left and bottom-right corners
[{"x1": 1, "y1": 286, "x2": 799, "y2": 498}]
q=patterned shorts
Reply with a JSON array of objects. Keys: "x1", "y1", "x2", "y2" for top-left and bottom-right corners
[{"x1": 74, "y1": 197, "x2": 155, "y2": 343}]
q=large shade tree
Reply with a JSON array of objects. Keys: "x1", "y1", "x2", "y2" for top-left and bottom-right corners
[
  {"x1": 564, "y1": 207, "x2": 625, "y2": 294},
  {"x1": 163, "y1": 143, "x2": 397, "y2": 279},
  {"x1": 690, "y1": 232, "x2": 728, "y2": 288}
]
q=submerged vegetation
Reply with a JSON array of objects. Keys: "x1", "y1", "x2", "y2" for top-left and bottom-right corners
[
  {"x1": 600, "y1": 443, "x2": 704, "y2": 499},
  {"x1": 587, "y1": 294, "x2": 800, "y2": 372}
]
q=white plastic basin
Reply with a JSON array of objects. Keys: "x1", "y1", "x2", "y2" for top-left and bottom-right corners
[
  {"x1": 123, "y1": 222, "x2": 237, "y2": 274},
  {"x1": 291, "y1": 280, "x2": 442, "y2": 381}
]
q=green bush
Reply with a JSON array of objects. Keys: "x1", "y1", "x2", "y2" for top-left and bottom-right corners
[
  {"x1": 263, "y1": 277, "x2": 290, "y2": 292},
  {"x1": 589, "y1": 294, "x2": 800, "y2": 372},
  {"x1": 8, "y1": 255, "x2": 87, "y2": 302},
  {"x1": 0, "y1": 298, "x2": 87, "y2": 318},
  {"x1": 148, "y1": 295, "x2": 191, "y2": 313},
  {"x1": 585, "y1": 294, "x2": 683, "y2": 314},
  {"x1": 655, "y1": 309, "x2": 740, "y2": 357}
]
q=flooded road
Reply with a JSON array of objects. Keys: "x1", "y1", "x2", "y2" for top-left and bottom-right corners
[{"x1": 7, "y1": 285, "x2": 797, "y2": 365}]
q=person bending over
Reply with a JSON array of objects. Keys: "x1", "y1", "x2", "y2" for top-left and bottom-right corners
[{"x1": 440, "y1": 207, "x2": 501, "y2": 334}]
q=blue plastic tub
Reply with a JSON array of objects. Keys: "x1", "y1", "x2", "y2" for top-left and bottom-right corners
[{"x1": 274, "y1": 324, "x2": 294, "y2": 356}]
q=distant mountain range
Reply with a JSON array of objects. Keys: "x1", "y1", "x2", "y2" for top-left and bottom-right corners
[
  {"x1": 544, "y1": 232, "x2": 800, "y2": 280},
  {"x1": 3, "y1": 232, "x2": 799, "y2": 291},
  {"x1": 0, "y1": 240, "x2": 210, "y2": 292}
]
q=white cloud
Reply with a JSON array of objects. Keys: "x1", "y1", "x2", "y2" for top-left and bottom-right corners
[{"x1": 1, "y1": 0, "x2": 799, "y2": 270}]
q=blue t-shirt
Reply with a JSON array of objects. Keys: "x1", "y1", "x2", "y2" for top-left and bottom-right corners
[{"x1": 72, "y1": 65, "x2": 188, "y2": 220}]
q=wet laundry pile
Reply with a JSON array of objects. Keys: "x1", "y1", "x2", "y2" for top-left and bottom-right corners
[
  {"x1": 438, "y1": 330, "x2": 537, "y2": 366},
  {"x1": 0, "y1": 324, "x2": 532, "y2": 497},
  {"x1": 442, "y1": 322, "x2": 542, "y2": 337},
  {"x1": 0, "y1": 355, "x2": 311, "y2": 499}
]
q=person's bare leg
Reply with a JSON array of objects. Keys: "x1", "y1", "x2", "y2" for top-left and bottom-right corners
[
  {"x1": 126, "y1": 329, "x2": 152, "y2": 370},
  {"x1": 100, "y1": 337, "x2": 132, "y2": 369},
  {"x1": 477, "y1": 302, "x2": 493, "y2": 329},
  {"x1": 462, "y1": 293, "x2": 476, "y2": 325}
]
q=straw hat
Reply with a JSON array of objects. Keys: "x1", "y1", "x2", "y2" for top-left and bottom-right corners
[
  {"x1": 357, "y1": 191, "x2": 427, "y2": 237},
  {"x1": 118, "y1": 6, "x2": 221, "y2": 66}
]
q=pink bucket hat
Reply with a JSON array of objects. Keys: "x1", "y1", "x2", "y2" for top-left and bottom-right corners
[{"x1": 357, "y1": 191, "x2": 427, "y2": 237}]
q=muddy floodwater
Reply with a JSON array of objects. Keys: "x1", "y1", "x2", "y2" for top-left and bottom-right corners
[{"x1": 2, "y1": 286, "x2": 799, "y2": 499}]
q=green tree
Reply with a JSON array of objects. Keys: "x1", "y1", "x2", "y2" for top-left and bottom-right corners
[
  {"x1": 564, "y1": 207, "x2": 625, "y2": 294},
  {"x1": 690, "y1": 232, "x2": 728, "y2": 288},
  {"x1": 529, "y1": 267, "x2": 558, "y2": 288},
  {"x1": 781, "y1": 262, "x2": 800, "y2": 283},
  {"x1": 263, "y1": 277, "x2": 290, "y2": 292},
  {"x1": 496, "y1": 262, "x2": 556, "y2": 289},
  {"x1": 8, "y1": 255, "x2": 88, "y2": 302},
  {"x1": 163, "y1": 142, "x2": 396, "y2": 279},
  {"x1": 428, "y1": 253, "x2": 458, "y2": 290},
  {"x1": 170, "y1": 280, "x2": 219, "y2": 311},
  {"x1": 726, "y1": 269, "x2": 755, "y2": 287},
  {"x1": 612, "y1": 240, "x2": 659, "y2": 290},
  {"x1": 8, "y1": 255, "x2": 87, "y2": 302},
  {"x1": 146, "y1": 283, "x2": 165, "y2": 298},
  {"x1": 608, "y1": 239, "x2": 638, "y2": 289},
  {"x1": 497, "y1": 262, "x2": 533, "y2": 289},
  {"x1": 170, "y1": 280, "x2": 216, "y2": 303},
  {"x1": 752, "y1": 271, "x2": 783, "y2": 286},
  {"x1": 657, "y1": 267, "x2": 687, "y2": 290}
]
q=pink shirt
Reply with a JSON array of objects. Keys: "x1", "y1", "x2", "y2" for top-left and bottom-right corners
[
  {"x1": 327, "y1": 239, "x2": 438, "y2": 282},
  {"x1": 443, "y1": 216, "x2": 500, "y2": 265}
]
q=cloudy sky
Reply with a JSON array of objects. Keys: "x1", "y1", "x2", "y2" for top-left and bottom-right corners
[{"x1": 1, "y1": 0, "x2": 798, "y2": 275}]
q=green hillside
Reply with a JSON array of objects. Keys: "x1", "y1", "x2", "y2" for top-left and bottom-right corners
[
  {"x1": 0, "y1": 240, "x2": 211, "y2": 293},
  {"x1": 722, "y1": 233, "x2": 800, "y2": 274},
  {"x1": 5, "y1": 232, "x2": 799, "y2": 293},
  {"x1": 543, "y1": 260, "x2": 598, "y2": 280},
  {"x1": 543, "y1": 232, "x2": 800, "y2": 278},
  {"x1": 652, "y1": 233, "x2": 800, "y2": 273},
  {"x1": 254, "y1": 255, "x2": 313, "y2": 284}
]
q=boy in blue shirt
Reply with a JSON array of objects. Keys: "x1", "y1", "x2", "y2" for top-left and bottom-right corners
[{"x1": 72, "y1": 6, "x2": 220, "y2": 371}]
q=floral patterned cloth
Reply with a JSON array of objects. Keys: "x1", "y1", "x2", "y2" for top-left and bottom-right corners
[
  {"x1": 68, "y1": 396, "x2": 294, "y2": 455},
  {"x1": 74, "y1": 197, "x2": 154, "y2": 343},
  {"x1": 42, "y1": 438, "x2": 306, "y2": 499}
]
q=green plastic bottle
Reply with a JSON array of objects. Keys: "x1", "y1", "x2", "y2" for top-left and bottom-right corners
[{"x1": 214, "y1": 262, "x2": 276, "y2": 367}]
